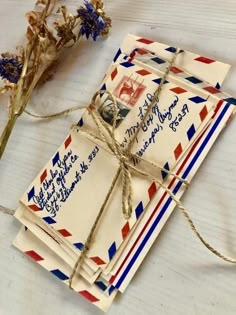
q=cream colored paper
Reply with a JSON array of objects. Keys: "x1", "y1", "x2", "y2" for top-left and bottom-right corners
[{"x1": 13, "y1": 227, "x2": 117, "y2": 312}]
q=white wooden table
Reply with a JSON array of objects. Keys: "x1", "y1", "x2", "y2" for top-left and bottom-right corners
[{"x1": 0, "y1": 1, "x2": 236, "y2": 314}]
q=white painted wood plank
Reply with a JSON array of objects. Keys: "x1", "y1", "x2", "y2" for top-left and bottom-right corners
[{"x1": 0, "y1": 0, "x2": 236, "y2": 314}]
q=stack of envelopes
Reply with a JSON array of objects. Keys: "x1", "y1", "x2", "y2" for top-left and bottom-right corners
[{"x1": 13, "y1": 34, "x2": 236, "y2": 312}]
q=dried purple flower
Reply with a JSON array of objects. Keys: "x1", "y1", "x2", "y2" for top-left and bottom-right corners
[
  {"x1": 0, "y1": 58, "x2": 23, "y2": 84},
  {"x1": 77, "y1": 0, "x2": 109, "y2": 41}
]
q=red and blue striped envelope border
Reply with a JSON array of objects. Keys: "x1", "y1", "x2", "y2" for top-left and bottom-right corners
[
  {"x1": 109, "y1": 100, "x2": 235, "y2": 291},
  {"x1": 15, "y1": 227, "x2": 117, "y2": 311},
  {"x1": 116, "y1": 35, "x2": 230, "y2": 88}
]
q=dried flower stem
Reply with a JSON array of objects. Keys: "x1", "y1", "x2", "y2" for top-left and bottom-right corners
[
  {"x1": 0, "y1": 36, "x2": 38, "y2": 158},
  {"x1": 0, "y1": 116, "x2": 17, "y2": 159}
]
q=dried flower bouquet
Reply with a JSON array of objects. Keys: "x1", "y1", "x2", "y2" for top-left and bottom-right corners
[{"x1": 0, "y1": 0, "x2": 111, "y2": 159}]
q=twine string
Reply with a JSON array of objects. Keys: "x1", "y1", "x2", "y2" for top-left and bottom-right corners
[
  {"x1": 127, "y1": 48, "x2": 180, "y2": 152},
  {"x1": 127, "y1": 163, "x2": 236, "y2": 264},
  {"x1": 68, "y1": 168, "x2": 121, "y2": 287},
  {"x1": 24, "y1": 104, "x2": 88, "y2": 119}
]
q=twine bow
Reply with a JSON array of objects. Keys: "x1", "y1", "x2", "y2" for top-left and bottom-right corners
[{"x1": 85, "y1": 89, "x2": 189, "y2": 220}]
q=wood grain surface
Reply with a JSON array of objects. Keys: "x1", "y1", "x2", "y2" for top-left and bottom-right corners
[{"x1": 0, "y1": 1, "x2": 236, "y2": 314}]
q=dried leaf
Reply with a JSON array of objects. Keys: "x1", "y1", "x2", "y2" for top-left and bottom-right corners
[
  {"x1": 57, "y1": 5, "x2": 68, "y2": 21},
  {"x1": 25, "y1": 11, "x2": 42, "y2": 28},
  {"x1": 39, "y1": 35, "x2": 57, "y2": 62},
  {"x1": 26, "y1": 26, "x2": 35, "y2": 41},
  {"x1": 37, "y1": 61, "x2": 57, "y2": 86},
  {"x1": 0, "y1": 86, "x2": 11, "y2": 95}
]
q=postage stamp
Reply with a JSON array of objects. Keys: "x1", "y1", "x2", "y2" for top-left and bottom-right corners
[
  {"x1": 113, "y1": 75, "x2": 146, "y2": 107},
  {"x1": 98, "y1": 95, "x2": 130, "y2": 128}
]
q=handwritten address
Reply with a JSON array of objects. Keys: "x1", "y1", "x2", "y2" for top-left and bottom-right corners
[
  {"x1": 33, "y1": 145, "x2": 100, "y2": 217},
  {"x1": 121, "y1": 92, "x2": 190, "y2": 157}
]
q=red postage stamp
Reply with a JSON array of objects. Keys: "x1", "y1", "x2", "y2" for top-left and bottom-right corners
[{"x1": 113, "y1": 75, "x2": 146, "y2": 107}]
